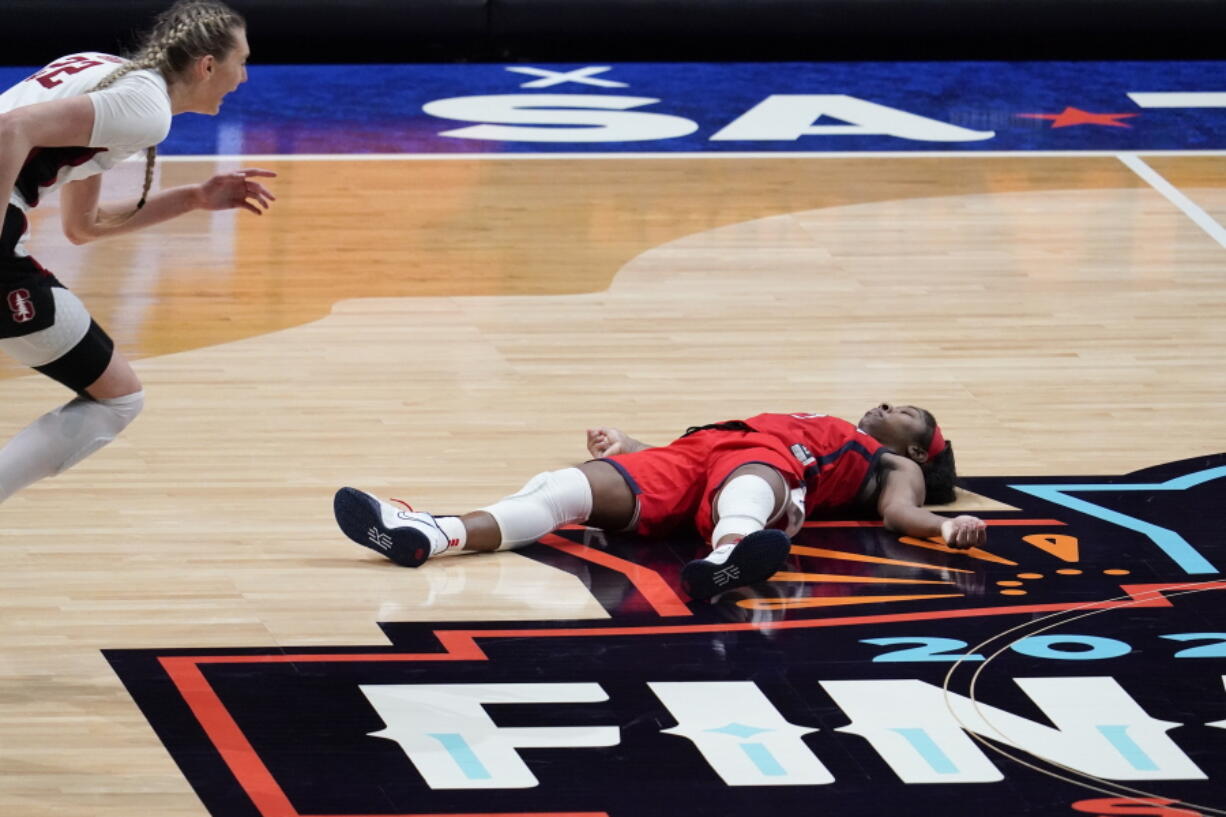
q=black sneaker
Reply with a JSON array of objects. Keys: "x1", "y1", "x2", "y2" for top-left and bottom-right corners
[
  {"x1": 333, "y1": 487, "x2": 444, "y2": 567},
  {"x1": 680, "y1": 528, "x2": 792, "y2": 600}
]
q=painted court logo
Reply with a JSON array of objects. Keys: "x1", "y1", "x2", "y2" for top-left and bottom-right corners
[
  {"x1": 7, "y1": 288, "x2": 35, "y2": 323},
  {"x1": 106, "y1": 454, "x2": 1226, "y2": 817}
]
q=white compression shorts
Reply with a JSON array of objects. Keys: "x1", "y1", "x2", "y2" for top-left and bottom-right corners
[{"x1": 0, "y1": 286, "x2": 91, "y2": 367}]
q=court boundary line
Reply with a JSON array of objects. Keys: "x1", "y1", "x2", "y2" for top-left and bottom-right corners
[
  {"x1": 154, "y1": 149, "x2": 1226, "y2": 162},
  {"x1": 1118, "y1": 153, "x2": 1226, "y2": 248}
]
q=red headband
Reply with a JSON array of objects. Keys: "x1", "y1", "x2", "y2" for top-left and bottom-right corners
[{"x1": 926, "y1": 425, "x2": 947, "y2": 460}]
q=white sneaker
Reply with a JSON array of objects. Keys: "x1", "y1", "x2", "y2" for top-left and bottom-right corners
[{"x1": 333, "y1": 487, "x2": 449, "y2": 567}]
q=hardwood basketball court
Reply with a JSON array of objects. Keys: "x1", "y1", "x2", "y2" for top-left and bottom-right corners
[{"x1": 1, "y1": 60, "x2": 1224, "y2": 816}]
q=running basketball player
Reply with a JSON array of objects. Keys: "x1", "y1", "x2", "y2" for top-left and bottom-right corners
[
  {"x1": 0, "y1": 1, "x2": 275, "y2": 504},
  {"x1": 334, "y1": 404, "x2": 988, "y2": 600}
]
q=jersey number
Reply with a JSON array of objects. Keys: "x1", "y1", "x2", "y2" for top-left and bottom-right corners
[{"x1": 27, "y1": 56, "x2": 108, "y2": 89}]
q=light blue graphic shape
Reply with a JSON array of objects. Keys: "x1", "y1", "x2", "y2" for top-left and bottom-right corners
[
  {"x1": 707, "y1": 722, "x2": 772, "y2": 739},
  {"x1": 741, "y1": 743, "x2": 788, "y2": 776},
  {"x1": 891, "y1": 728, "x2": 959, "y2": 774},
  {"x1": 1010, "y1": 466, "x2": 1225, "y2": 575},
  {"x1": 1097, "y1": 725, "x2": 1160, "y2": 771},
  {"x1": 428, "y1": 732, "x2": 493, "y2": 780}
]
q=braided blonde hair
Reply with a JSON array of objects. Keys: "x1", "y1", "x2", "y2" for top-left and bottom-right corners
[{"x1": 92, "y1": 0, "x2": 245, "y2": 212}]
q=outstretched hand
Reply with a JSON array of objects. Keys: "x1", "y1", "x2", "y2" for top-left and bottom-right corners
[
  {"x1": 587, "y1": 426, "x2": 631, "y2": 458},
  {"x1": 940, "y1": 515, "x2": 987, "y2": 549},
  {"x1": 197, "y1": 168, "x2": 277, "y2": 215}
]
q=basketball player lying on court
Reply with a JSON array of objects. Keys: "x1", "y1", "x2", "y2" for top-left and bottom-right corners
[{"x1": 333, "y1": 404, "x2": 987, "y2": 600}]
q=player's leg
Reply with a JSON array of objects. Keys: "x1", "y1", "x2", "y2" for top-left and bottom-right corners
[
  {"x1": 456, "y1": 460, "x2": 634, "y2": 552},
  {"x1": 84, "y1": 347, "x2": 143, "y2": 399},
  {"x1": 333, "y1": 460, "x2": 636, "y2": 567},
  {"x1": 0, "y1": 288, "x2": 144, "y2": 504},
  {"x1": 680, "y1": 462, "x2": 795, "y2": 600},
  {"x1": 709, "y1": 463, "x2": 789, "y2": 546}
]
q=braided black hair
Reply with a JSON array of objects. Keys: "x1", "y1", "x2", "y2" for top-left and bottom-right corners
[{"x1": 916, "y1": 407, "x2": 958, "y2": 504}]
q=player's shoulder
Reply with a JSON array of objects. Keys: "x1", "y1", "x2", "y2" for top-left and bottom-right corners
[
  {"x1": 880, "y1": 450, "x2": 922, "y2": 477},
  {"x1": 98, "y1": 62, "x2": 166, "y2": 95},
  {"x1": 92, "y1": 61, "x2": 171, "y2": 112},
  {"x1": 84, "y1": 59, "x2": 172, "y2": 150}
]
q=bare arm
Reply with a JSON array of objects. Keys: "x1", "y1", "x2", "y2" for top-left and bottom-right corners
[
  {"x1": 586, "y1": 426, "x2": 652, "y2": 458},
  {"x1": 0, "y1": 96, "x2": 95, "y2": 215},
  {"x1": 3, "y1": 94, "x2": 275, "y2": 244},
  {"x1": 60, "y1": 168, "x2": 277, "y2": 245},
  {"x1": 875, "y1": 452, "x2": 986, "y2": 549},
  {"x1": 60, "y1": 174, "x2": 198, "y2": 244}
]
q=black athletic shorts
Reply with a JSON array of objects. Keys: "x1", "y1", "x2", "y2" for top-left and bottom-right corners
[{"x1": 2, "y1": 258, "x2": 115, "y2": 394}]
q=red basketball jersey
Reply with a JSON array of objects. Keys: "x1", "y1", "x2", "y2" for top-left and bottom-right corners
[{"x1": 738, "y1": 412, "x2": 886, "y2": 513}]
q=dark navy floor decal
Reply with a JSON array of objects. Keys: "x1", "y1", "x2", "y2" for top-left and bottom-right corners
[{"x1": 106, "y1": 454, "x2": 1226, "y2": 817}]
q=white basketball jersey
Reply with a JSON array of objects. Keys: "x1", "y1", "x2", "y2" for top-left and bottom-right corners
[{"x1": 1, "y1": 53, "x2": 173, "y2": 214}]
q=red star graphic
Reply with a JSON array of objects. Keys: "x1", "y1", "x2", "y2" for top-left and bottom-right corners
[{"x1": 1016, "y1": 107, "x2": 1140, "y2": 128}]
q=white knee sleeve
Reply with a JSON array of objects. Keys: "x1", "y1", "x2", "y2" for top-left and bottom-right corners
[
  {"x1": 55, "y1": 390, "x2": 144, "y2": 472},
  {"x1": 711, "y1": 474, "x2": 778, "y2": 545},
  {"x1": 0, "y1": 389, "x2": 144, "y2": 503},
  {"x1": 479, "y1": 467, "x2": 594, "y2": 549}
]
